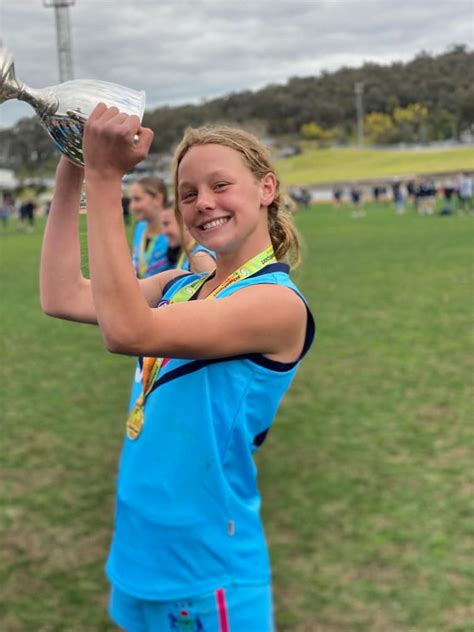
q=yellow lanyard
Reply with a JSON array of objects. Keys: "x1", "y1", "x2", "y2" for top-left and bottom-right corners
[
  {"x1": 139, "y1": 232, "x2": 159, "y2": 278},
  {"x1": 126, "y1": 245, "x2": 276, "y2": 440}
]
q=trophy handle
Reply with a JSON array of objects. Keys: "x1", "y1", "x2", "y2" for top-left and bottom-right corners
[{"x1": 0, "y1": 45, "x2": 22, "y2": 104}]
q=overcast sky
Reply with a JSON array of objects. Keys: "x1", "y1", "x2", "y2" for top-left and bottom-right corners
[{"x1": 1, "y1": 0, "x2": 473, "y2": 128}]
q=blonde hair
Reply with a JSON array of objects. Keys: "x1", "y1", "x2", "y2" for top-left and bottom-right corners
[
  {"x1": 136, "y1": 176, "x2": 168, "y2": 207},
  {"x1": 172, "y1": 125, "x2": 301, "y2": 268}
]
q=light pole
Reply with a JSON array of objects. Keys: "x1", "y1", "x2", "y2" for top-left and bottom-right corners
[
  {"x1": 43, "y1": 0, "x2": 75, "y2": 83},
  {"x1": 354, "y1": 82, "x2": 364, "y2": 147}
]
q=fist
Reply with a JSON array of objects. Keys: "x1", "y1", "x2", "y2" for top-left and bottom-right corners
[{"x1": 83, "y1": 103, "x2": 154, "y2": 176}]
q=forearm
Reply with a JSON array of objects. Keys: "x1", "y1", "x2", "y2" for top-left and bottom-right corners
[
  {"x1": 40, "y1": 159, "x2": 94, "y2": 320},
  {"x1": 85, "y1": 171, "x2": 153, "y2": 352}
]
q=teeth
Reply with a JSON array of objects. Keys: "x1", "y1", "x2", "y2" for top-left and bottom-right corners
[{"x1": 202, "y1": 217, "x2": 229, "y2": 230}]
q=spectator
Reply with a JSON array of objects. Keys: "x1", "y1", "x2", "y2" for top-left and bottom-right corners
[
  {"x1": 19, "y1": 199, "x2": 36, "y2": 231},
  {"x1": 350, "y1": 184, "x2": 364, "y2": 218},
  {"x1": 406, "y1": 180, "x2": 417, "y2": 211},
  {"x1": 457, "y1": 173, "x2": 473, "y2": 214},
  {"x1": 440, "y1": 181, "x2": 456, "y2": 215},
  {"x1": 0, "y1": 194, "x2": 15, "y2": 230},
  {"x1": 333, "y1": 186, "x2": 343, "y2": 207},
  {"x1": 416, "y1": 179, "x2": 435, "y2": 215},
  {"x1": 289, "y1": 187, "x2": 311, "y2": 211},
  {"x1": 392, "y1": 181, "x2": 405, "y2": 214}
]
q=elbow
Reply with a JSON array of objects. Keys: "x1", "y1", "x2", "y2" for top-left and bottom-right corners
[
  {"x1": 40, "y1": 296, "x2": 65, "y2": 319},
  {"x1": 101, "y1": 328, "x2": 144, "y2": 356},
  {"x1": 39, "y1": 281, "x2": 70, "y2": 319},
  {"x1": 40, "y1": 291, "x2": 74, "y2": 320},
  {"x1": 103, "y1": 337, "x2": 129, "y2": 355}
]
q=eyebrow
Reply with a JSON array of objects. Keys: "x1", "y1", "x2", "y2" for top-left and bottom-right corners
[{"x1": 178, "y1": 170, "x2": 233, "y2": 191}]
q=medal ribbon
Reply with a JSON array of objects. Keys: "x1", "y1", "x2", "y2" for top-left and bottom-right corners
[{"x1": 126, "y1": 245, "x2": 276, "y2": 439}]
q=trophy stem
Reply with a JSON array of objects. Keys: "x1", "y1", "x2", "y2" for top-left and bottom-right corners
[{"x1": 17, "y1": 83, "x2": 59, "y2": 119}]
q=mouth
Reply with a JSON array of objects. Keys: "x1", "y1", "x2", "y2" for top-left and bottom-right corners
[{"x1": 198, "y1": 216, "x2": 231, "y2": 232}]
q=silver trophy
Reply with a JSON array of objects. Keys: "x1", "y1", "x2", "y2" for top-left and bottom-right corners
[{"x1": 0, "y1": 45, "x2": 145, "y2": 166}]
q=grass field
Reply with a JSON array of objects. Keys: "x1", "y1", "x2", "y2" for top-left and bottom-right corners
[
  {"x1": 1, "y1": 201, "x2": 473, "y2": 631},
  {"x1": 275, "y1": 146, "x2": 474, "y2": 185}
]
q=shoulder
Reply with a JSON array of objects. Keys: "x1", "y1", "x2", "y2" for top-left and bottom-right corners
[
  {"x1": 189, "y1": 246, "x2": 216, "y2": 273},
  {"x1": 226, "y1": 283, "x2": 308, "y2": 330},
  {"x1": 191, "y1": 244, "x2": 216, "y2": 259}
]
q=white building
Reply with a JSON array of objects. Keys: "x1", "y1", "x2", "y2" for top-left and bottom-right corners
[{"x1": 0, "y1": 168, "x2": 18, "y2": 192}]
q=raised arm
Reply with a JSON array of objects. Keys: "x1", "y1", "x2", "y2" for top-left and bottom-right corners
[
  {"x1": 81, "y1": 105, "x2": 306, "y2": 361},
  {"x1": 39, "y1": 156, "x2": 98, "y2": 323},
  {"x1": 40, "y1": 155, "x2": 180, "y2": 324}
]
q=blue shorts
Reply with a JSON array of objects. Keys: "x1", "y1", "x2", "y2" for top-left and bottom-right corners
[{"x1": 109, "y1": 583, "x2": 274, "y2": 632}]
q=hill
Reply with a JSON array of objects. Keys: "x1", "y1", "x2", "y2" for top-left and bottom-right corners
[
  {"x1": 276, "y1": 145, "x2": 474, "y2": 186},
  {"x1": 0, "y1": 45, "x2": 472, "y2": 175}
]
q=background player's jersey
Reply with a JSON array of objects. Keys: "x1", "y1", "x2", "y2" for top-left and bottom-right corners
[{"x1": 132, "y1": 220, "x2": 171, "y2": 278}]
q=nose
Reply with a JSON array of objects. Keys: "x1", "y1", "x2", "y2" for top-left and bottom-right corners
[{"x1": 195, "y1": 187, "x2": 215, "y2": 212}]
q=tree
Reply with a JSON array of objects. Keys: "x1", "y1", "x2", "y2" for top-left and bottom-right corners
[
  {"x1": 427, "y1": 109, "x2": 456, "y2": 140},
  {"x1": 393, "y1": 103, "x2": 429, "y2": 142},
  {"x1": 300, "y1": 122, "x2": 337, "y2": 147},
  {"x1": 364, "y1": 112, "x2": 396, "y2": 144}
]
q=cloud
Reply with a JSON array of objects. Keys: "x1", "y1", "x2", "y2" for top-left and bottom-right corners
[{"x1": 1, "y1": 0, "x2": 472, "y2": 127}]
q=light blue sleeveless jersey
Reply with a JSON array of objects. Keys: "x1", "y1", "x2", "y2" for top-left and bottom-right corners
[
  {"x1": 132, "y1": 220, "x2": 171, "y2": 278},
  {"x1": 106, "y1": 263, "x2": 315, "y2": 600}
]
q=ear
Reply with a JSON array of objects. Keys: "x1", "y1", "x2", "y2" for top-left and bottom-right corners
[{"x1": 260, "y1": 172, "x2": 277, "y2": 208}]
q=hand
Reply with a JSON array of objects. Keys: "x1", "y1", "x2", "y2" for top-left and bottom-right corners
[{"x1": 82, "y1": 103, "x2": 154, "y2": 177}]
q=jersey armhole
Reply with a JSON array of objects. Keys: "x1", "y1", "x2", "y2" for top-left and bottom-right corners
[
  {"x1": 248, "y1": 299, "x2": 315, "y2": 372},
  {"x1": 160, "y1": 273, "x2": 193, "y2": 302}
]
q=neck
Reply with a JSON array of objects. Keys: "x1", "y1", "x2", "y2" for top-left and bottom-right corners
[
  {"x1": 146, "y1": 213, "x2": 161, "y2": 236},
  {"x1": 213, "y1": 236, "x2": 273, "y2": 284}
]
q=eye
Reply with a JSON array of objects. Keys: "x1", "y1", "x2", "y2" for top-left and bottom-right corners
[
  {"x1": 180, "y1": 190, "x2": 196, "y2": 202},
  {"x1": 214, "y1": 182, "x2": 229, "y2": 191}
]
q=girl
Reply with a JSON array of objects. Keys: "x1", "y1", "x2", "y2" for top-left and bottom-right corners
[
  {"x1": 40, "y1": 105, "x2": 315, "y2": 632},
  {"x1": 159, "y1": 204, "x2": 216, "y2": 272},
  {"x1": 130, "y1": 177, "x2": 171, "y2": 278}
]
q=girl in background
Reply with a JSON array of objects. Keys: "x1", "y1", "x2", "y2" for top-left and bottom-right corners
[
  {"x1": 130, "y1": 177, "x2": 171, "y2": 278},
  {"x1": 159, "y1": 204, "x2": 216, "y2": 272},
  {"x1": 40, "y1": 107, "x2": 314, "y2": 632}
]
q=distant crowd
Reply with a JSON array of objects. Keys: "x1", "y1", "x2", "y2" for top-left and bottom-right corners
[
  {"x1": 1, "y1": 172, "x2": 472, "y2": 233},
  {"x1": 0, "y1": 195, "x2": 45, "y2": 231},
  {"x1": 289, "y1": 172, "x2": 473, "y2": 217}
]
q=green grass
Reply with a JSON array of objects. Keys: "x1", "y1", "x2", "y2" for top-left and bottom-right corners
[
  {"x1": 276, "y1": 145, "x2": 474, "y2": 185},
  {"x1": 1, "y1": 204, "x2": 473, "y2": 631}
]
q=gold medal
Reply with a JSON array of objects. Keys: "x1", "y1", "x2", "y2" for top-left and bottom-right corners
[{"x1": 126, "y1": 400, "x2": 144, "y2": 440}]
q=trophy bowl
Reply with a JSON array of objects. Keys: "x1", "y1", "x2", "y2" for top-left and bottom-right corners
[{"x1": 0, "y1": 44, "x2": 146, "y2": 166}]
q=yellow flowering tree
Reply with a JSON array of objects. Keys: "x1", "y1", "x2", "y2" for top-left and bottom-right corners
[
  {"x1": 364, "y1": 112, "x2": 396, "y2": 144},
  {"x1": 393, "y1": 103, "x2": 429, "y2": 142},
  {"x1": 300, "y1": 122, "x2": 337, "y2": 147}
]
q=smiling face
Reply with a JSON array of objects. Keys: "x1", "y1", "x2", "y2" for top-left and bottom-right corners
[
  {"x1": 130, "y1": 182, "x2": 163, "y2": 222},
  {"x1": 177, "y1": 143, "x2": 275, "y2": 255}
]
